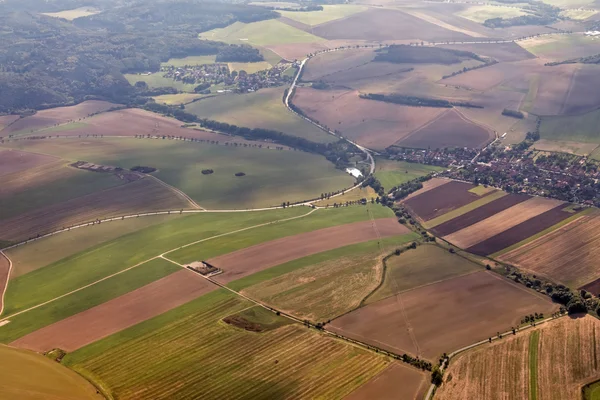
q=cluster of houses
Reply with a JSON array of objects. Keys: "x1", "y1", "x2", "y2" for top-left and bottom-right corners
[{"x1": 159, "y1": 61, "x2": 296, "y2": 93}]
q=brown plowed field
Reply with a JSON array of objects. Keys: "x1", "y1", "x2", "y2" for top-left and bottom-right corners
[
  {"x1": 0, "y1": 149, "x2": 58, "y2": 177},
  {"x1": 443, "y1": 197, "x2": 563, "y2": 250},
  {"x1": 438, "y1": 315, "x2": 600, "y2": 400},
  {"x1": 465, "y1": 203, "x2": 572, "y2": 256},
  {"x1": 0, "y1": 115, "x2": 19, "y2": 131},
  {"x1": 11, "y1": 270, "x2": 216, "y2": 352},
  {"x1": 402, "y1": 177, "x2": 450, "y2": 201},
  {"x1": 1, "y1": 101, "x2": 118, "y2": 135},
  {"x1": 397, "y1": 108, "x2": 494, "y2": 150},
  {"x1": 344, "y1": 362, "x2": 428, "y2": 400},
  {"x1": 500, "y1": 211, "x2": 600, "y2": 289},
  {"x1": 293, "y1": 87, "x2": 445, "y2": 150},
  {"x1": 329, "y1": 271, "x2": 557, "y2": 360},
  {"x1": 431, "y1": 193, "x2": 530, "y2": 237},
  {"x1": 0, "y1": 252, "x2": 10, "y2": 313},
  {"x1": 302, "y1": 48, "x2": 376, "y2": 82},
  {"x1": 0, "y1": 177, "x2": 189, "y2": 242},
  {"x1": 209, "y1": 218, "x2": 409, "y2": 284},
  {"x1": 561, "y1": 65, "x2": 600, "y2": 116},
  {"x1": 313, "y1": 8, "x2": 471, "y2": 42},
  {"x1": 402, "y1": 180, "x2": 482, "y2": 222}
]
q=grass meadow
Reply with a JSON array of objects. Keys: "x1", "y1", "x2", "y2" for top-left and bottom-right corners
[
  {"x1": 63, "y1": 290, "x2": 390, "y2": 400},
  {"x1": 278, "y1": 5, "x2": 368, "y2": 26},
  {"x1": 374, "y1": 159, "x2": 443, "y2": 192},
  {"x1": 199, "y1": 20, "x2": 325, "y2": 46},
  {"x1": 2, "y1": 138, "x2": 351, "y2": 209},
  {"x1": 186, "y1": 87, "x2": 335, "y2": 143}
]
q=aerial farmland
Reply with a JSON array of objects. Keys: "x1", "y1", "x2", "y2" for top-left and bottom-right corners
[{"x1": 3, "y1": 0, "x2": 600, "y2": 398}]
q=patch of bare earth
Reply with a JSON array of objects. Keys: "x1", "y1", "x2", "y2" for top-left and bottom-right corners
[
  {"x1": 329, "y1": 271, "x2": 557, "y2": 360},
  {"x1": 209, "y1": 218, "x2": 409, "y2": 284},
  {"x1": 1, "y1": 100, "x2": 118, "y2": 135},
  {"x1": 293, "y1": 87, "x2": 445, "y2": 150},
  {"x1": 344, "y1": 362, "x2": 428, "y2": 400},
  {"x1": 0, "y1": 177, "x2": 190, "y2": 242},
  {"x1": 11, "y1": 270, "x2": 216, "y2": 352},
  {"x1": 0, "y1": 149, "x2": 59, "y2": 177}
]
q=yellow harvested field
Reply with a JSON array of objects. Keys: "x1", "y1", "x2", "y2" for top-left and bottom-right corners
[
  {"x1": 499, "y1": 211, "x2": 600, "y2": 289},
  {"x1": 438, "y1": 315, "x2": 600, "y2": 400},
  {"x1": 437, "y1": 330, "x2": 531, "y2": 399},
  {"x1": 443, "y1": 197, "x2": 563, "y2": 249}
]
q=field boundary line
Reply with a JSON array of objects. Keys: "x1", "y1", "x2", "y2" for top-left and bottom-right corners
[
  {"x1": 0, "y1": 208, "x2": 318, "y2": 323},
  {"x1": 144, "y1": 174, "x2": 204, "y2": 210},
  {"x1": 0, "y1": 251, "x2": 13, "y2": 317}
]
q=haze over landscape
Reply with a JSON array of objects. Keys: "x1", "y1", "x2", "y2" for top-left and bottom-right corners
[{"x1": 2, "y1": 0, "x2": 600, "y2": 398}]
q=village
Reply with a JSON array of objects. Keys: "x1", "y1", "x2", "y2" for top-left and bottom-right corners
[
  {"x1": 159, "y1": 61, "x2": 296, "y2": 93},
  {"x1": 385, "y1": 141, "x2": 600, "y2": 207}
]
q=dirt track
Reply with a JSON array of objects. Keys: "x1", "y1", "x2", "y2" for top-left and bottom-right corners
[
  {"x1": 11, "y1": 269, "x2": 216, "y2": 352},
  {"x1": 0, "y1": 252, "x2": 11, "y2": 315},
  {"x1": 209, "y1": 218, "x2": 409, "y2": 284}
]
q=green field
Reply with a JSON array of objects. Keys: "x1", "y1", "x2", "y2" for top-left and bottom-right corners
[
  {"x1": 7, "y1": 214, "x2": 179, "y2": 278},
  {"x1": 365, "y1": 244, "x2": 482, "y2": 304},
  {"x1": 186, "y1": 86, "x2": 334, "y2": 143},
  {"x1": 0, "y1": 161, "x2": 127, "y2": 221},
  {"x1": 161, "y1": 55, "x2": 217, "y2": 67},
  {"x1": 0, "y1": 259, "x2": 179, "y2": 343},
  {"x1": 560, "y1": 9, "x2": 597, "y2": 20},
  {"x1": 199, "y1": 19, "x2": 325, "y2": 46},
  {"x1": 0, "y1": 344, "x2": 100, "y2": 400},
  {"x1": 424, "y1": 191, "x2": 507, "y2": 229},
  {"x1": 519, "y1": 34, "x2": 600, "y2": 58},
  {"x1": 124, "y1": 73, "x2": 198, "y2": 92},
  {"x1": 278, "y1": 5, "x2": 368, "y2": 26},
  {"x1": 2, "y1": 208, "x2": 307, "y2": 315},
  {"x1": 152, "y1": 93, "x2": 203, "y2": 105},
  {"x1": 456, "y1": 5, "x2": 528, "y2": 23},
  {"x1": 540, "y1": 109, "x2": 600, "y2": 145},
  {"x1": 529, "y1": 330, "x2": 539, "y2": 400},
  {"x1": 2, "y1": 138, "x2": 350, "y2": 209},
  {"x1": 583, "y1": 380, "x2": 600, "y2": 400},
  {"x1": 169, "y1": 203, "x2": 394, "y2": 264},
  {"x1": 374, "y1": 159, "x2": 443, "y2": 192},
  {"x1": 227, "y1": 61, "x2": 273, "y2": 73},
  {"x1": 64, "y1": 290, "x2": 389, "y2": 400},
  {"x1": 239, "y1": 234, "x2": 418, "y2": 321}
]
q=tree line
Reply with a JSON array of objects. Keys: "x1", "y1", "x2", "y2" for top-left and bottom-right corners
[{"x1": 360, "y1": 93, "x2": 483, "y2": 109}]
